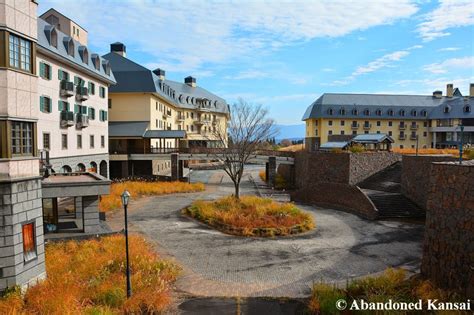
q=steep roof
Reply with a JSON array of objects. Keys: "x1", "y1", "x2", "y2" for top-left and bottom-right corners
[
  {"x1": 37, "y1": 18, "x2": 116, "y2": 85},
  {"x1": 102, "y1": 52, "x2": 229, "y2": 115},
  {"x1": 302, "y1": 93, "x2": 474, "y2": 121},
  {"x1": 351, "y1": 133, "x2": 394, "y2": 144}
]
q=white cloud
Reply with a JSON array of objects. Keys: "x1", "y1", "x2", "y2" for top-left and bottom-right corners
[
  {"x1": 417, "y1": 0, "x2": 474, "y2": 41},
  {"x1": 39, "y1": 0, "x2": 418, "y2": 73},
  {"x1": 423, "y1": 56, "x2": 474, "y2": 74},
  {"x1": 438, "y1": 47, "x2": 461, "y2": 52}
]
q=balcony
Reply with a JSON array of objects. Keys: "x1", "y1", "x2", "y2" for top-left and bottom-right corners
[
  {"x1": 76, "y1": 114, "x2": 89, "y2": 128},
  {"x1": 410, "y1": 134, "x2": 418, "y2": 140},
  {"x1": 351, "y1": 123, "x2": 359, "y2": 130},
  {"x1": 399, "y1": 124, "x2": 406, "y2": 130},
  {"x1": 176, "y1": 115, "x2": 185, "y2": 122},
  {"x1": 410, "y1": 124, "x2": 419, "y2": 130},
  {"x1": 60, "y1": 81, "x2": 74, "y2": 97},
  {"x1": 60, "y1": 111, "x2": 74, "y2": 127},
  {"x1": 398, "y1": 134, "x2": 406, "y2": 140},
  {"x1": 363, "y1": 123, "x2": 371, "y2": 130},
  {"x1": 163, "y1": 110, "x2": 172, "y2": 119},
  {"x1": 194, "y1": 117, "x2": 211, "y2": 125},
  {"x1": 76, "y1": 86, "x2": 89, "y2": 101}
]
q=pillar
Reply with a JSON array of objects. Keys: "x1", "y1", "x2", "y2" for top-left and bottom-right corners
[
  {"x1": 171, "y1": 153, "x2": 179, "y2": 181},
  {"x1": 268, "y1": 156, "x2": 276, "y2": 187},
  {"x1": 433, "y1": 132, "x2": 437, "y2": 148},
  {"x1": 178, "y1": 160, "x2": 184, "y2": 179},
  {"x1": 82, "y1": 196, "x2": 100, "y2": 233}
]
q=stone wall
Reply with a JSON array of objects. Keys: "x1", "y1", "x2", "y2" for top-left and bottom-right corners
[
  {"x1": 401, "y1": 155, "x2": 457, "y2": 210},
  {"x1": 421, "y1": 161, "x2": 474, "y2": 297},
  {"x1": 349, "y1": 152, "x2": 401, "y2": 185}
]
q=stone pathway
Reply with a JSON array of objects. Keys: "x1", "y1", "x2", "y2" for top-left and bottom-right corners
[{"x1": 107, "y1": 166, "x2": 424, "y2": 298}]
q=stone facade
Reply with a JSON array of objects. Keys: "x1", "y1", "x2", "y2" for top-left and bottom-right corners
[
  {"x1": 0, "y1": 178, "x2": 46, "y2": 291},
  {"x1": 348, "y1": 152, "x2": 401, "y2": 185},
  {"x1": 421, "y1": 161, "x2": 474, "y2": 297},
  {"x1": 49, "y1": 153, "x2": 109, "y2": 176},
  {"x1": 401, "y1": 155, "x2": 456, "y2": 209}
]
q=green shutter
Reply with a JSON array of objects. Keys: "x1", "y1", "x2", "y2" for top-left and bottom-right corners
[
  {"x1": 74, "y1": 104, "x2": 79, "y2": 114},
  {"x1": 48, "y1": 65, "x2": 52, "y2": 80},
  {"x1": 39, "y1": 63, "x2": 44, "y2": 77},
  {"x1": 104, "y1": 111, "x2": 108, "y2": 121},
  {"x1": 58, "y1": 69, "x2": 62, "y2": 80},
  {"x1": 47, "y1": 97, "x2": 51, "y2": 112},
  {"x1": 74, "y1": 76, "x2": 79, "y2": 85},
  {"x1": 40, "y1": 96, "x2": 44, "y2": 112},
  {"x1": 81, "y1": 106, "x2": 87, "y2": 114}
]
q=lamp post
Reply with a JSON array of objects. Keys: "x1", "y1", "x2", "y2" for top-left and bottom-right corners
[{"x1": 121, "y1": 190, "x2": 132, "y2": 298}]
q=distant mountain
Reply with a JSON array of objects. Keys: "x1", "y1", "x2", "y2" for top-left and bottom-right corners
[{"x1": 274, "y1": 124, "x2": 305, "y2": 141}]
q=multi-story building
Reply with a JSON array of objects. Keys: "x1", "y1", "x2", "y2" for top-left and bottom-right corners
[
  {"x1": 1, "y1": 4, "x2": 112, "y2": 292},
  {"x1": 36, "y1": 9, "x2": 116, "y2": 176},
  {"x1": 103, "y1": 43, "x2": 230, "y2": 178},
  {"x1": 303, "y1": 84, "x2": 474, "y2": 151}
]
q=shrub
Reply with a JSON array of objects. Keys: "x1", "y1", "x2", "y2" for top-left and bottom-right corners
[
  {"x1": 258, "y1": 170, "x2": 287, "y2": 189},
  {"x1": 259, "y1": 170, "x2": 266, "y2": 182},
  {"x1": 184, "y1": 195, "x2": 315, "y2": 237},
  {"x1": 100, "y1": 181, "x2": 205, "y2": 212},
  {"x1": 349, "y1": 144, "x2": 366, "y2": 153},
  {"x1": 0, "y1": 235, "x2": 180, "y2": 314},
  {"x1": 309, "y1": 283, "x2": 346, "y2": 314}
]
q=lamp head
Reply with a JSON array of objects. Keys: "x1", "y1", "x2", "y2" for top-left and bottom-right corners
[{"x1": 121, "y1": 190, "x2": 131, "y2": 206}]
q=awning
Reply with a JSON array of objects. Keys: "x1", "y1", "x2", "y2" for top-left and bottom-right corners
[
  {"x1": 351, "y1": 133, "x2": 394, "y2": 144},
  {"x1": 144, "y1": 130, "x2": 186, "y2": 138},
  {"x1": 320, "y1": 141, "x2": 349, "y2": 149}
]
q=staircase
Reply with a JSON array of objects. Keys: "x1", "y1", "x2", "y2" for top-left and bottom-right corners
[{"x1": 358, "y1": 162, "x2": 425, "y2": 219}]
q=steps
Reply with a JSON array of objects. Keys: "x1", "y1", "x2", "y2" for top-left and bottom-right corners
[{"x1": 358, "y1": 162, "x2": 425, "y2": 219}]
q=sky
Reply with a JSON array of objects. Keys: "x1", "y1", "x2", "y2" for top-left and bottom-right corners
[{"x1": 39, "y1": 0, "x2": 474, "y2": 125}]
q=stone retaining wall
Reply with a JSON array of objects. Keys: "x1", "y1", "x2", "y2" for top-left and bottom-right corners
[
  {"x1": 349, "y1": 152, "x2": 401, "y2": 185},
  {"x1": 401, "y1": 155, "x2": 457, "y2": 210},
  {"x1": 421, "y1": 161, "x2": 474, "y2": 297}
]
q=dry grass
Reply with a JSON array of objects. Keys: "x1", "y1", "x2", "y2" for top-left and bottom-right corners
[
  {"x1": 100, "y1": 181, "x2": 205, "y2": 212},
  {"x1": 279, "y1": 144, "x2": 304, "y2": 152},
  {"x1": 392, "y1": 148, "x2": 460, "y2": 155},
  {"x1": 184, "y1": 195, "x2": 314, "y2": 237},
  {"x1": 258, "y1": 170, "x2": 288, "y2": 190},
  {"x1": 0, "y1": 235, "x2": 180, "y2": 314},
  {"x1": 308, "y1": 268, "x2": 464, "y2": 314}
]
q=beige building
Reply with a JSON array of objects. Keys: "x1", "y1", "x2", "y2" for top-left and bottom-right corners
[
  {"x1": 39, "y1": 8, "x2": 87, "y2": 46},
  {"x1": 103, "y1": 43, "x2": 229, "y2": 178}
]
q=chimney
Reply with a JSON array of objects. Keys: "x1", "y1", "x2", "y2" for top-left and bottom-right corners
[
  {"x1": 470, "y1": 83, "x2": 474, "y2": 97},
  {"x1": 110, "y1": 42, "x2": 126, "y2": 57},
  {"x1": 153, "y1": 68, "x2": 165, "y2": 80},
  {"x1": 184, "y1": 76, "x2": 196, "y2": 87},
  {"x1": 446, "y1": 83, "x2": 453, "y2": 97},
  {"x1": 432, "y1": 90, "x2": 442, "y2": 99}
]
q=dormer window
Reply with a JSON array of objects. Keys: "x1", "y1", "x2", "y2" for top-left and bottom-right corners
[
  {"x1": 443, "y1": 105, "x2": 451, "y2": 113},
  {"x1": 375, "y1": 109, "x2": 382, "y2": 116},
  {"x1": 51, "y1": 28, "x2": 57, "y2": 48},
  {"x1": 78, "y1": 46, "x2": 88, "y2": 65},
  {"x1": 91, "y1": 54, "x2": 100, "y2": 70},
  {"x1": 327, "y1": 108, "x2": 334, "y2": 115},
  {"x1": 421, "y1": 110, "x2": 428, "y2": 117},
  {"x1": 363, "y1": 108, "x2": 370, "y2": 116},
  {"x1": 463, "y1": 105, "x2": 471, "y2": 113},
  {"x1": 352, "y1": 108, "x2": 358, "y2": 115},
  {"x1": 102, "y1": 60, "x2": 111, "y2": 76},
  {"x1": 411, "y1": 109, "x2": 417, "y2": 117},
  {"x1": 399, "y1": 109, "x2": 406, "y2": 116},
  {"x1": 387, "y1": 109, "x2": 394, "y2": 116},
  {"x1": 63, "y1": 37, "x2": 74, "y2": 57},
  {"x1": 339, "y1": 108, "x2": 346, "y2": 115}
]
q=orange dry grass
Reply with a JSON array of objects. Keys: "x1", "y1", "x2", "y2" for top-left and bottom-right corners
[
  {"x1": 392, "y1": 148, "x2": 459, "y2": 155},
  {"x1": 279, "y1": 144, "x2": 304, "y2": 152},
  {"x1": 185, "y1": 196, "x2": 314, "y2": 236},
  {"x1": 0, "y1": 235, "x2": 180, "y2": 314},
  {"x1": 259, "y1": 170, "x2": 266, "y2": 182},
  {"x1": 100, "y1": 181, "x2": 205, "y2": 212}
]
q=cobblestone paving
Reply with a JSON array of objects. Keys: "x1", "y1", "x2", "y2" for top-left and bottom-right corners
[{"x1": 108, "y1": 166, "x2": 424, "y2": 298}]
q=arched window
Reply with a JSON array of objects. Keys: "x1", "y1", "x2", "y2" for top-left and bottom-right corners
[
  {"x1": 352, "y1": 108, "x2": 358, "y2": 115},
  {"x1": 399, "y1": 109, "x2": 406, "y2": 116},
  {"x1": 375, "y1": 109, "x2": 382, "y2": 116},
  {"x1": 463, "y1": 105, "x2": 471, "y2": 113},
  {"x1": 339, "y1": 108, "x2": 346, "y2": 115},
  {"x1": 89, "y1": 161, "x2": 97, "y2": 173},
  {"x1": 363, "y1": 108, "x2": 370, "y2": 116},
  {"x1": 387, "y1": 109, "x2": 394, "y2": 116},
  {"x1": 99, "y1": 160, "x2": 108, "y2": 178},
  {"x1": 76, "y1": 163, "x2": 86, "y2": 172},
  {"x1": 327, "y1": 108, "x2": 334, "y2": 115},
  {"x1": 79, "y1": 46, "x2": 88, "y2": 65},
  {"x1": 62, "y1": 165, "x2": 72, "y2": 173},
  {"x1": 443, "y1": 105, "x2": 451, "y2": 113},
  {"x1": 421, "y1": 110, "x2": 428, "y2": 117},
  {"x1": 411, "y1": 109, "x2": 417, "y2": 117},
  {"x1": 63, "y1": 37, "x2": 75, "y2": 57}
]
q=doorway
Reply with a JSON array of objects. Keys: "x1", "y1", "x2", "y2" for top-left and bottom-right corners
[{"x1": 42, "y1": 197, "x2": 83, "y2": 233}]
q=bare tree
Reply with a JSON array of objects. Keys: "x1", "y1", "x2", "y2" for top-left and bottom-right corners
[{"x1": 210, "y1": 98, "x2": 277, "y2": 199}]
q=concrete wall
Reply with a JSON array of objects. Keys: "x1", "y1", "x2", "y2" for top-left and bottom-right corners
[
  {"x1": 401, "y1": 155, "x2": 457, "y2": 209},
  {"x1": 421, "y1": 161, "x2": 474, "y2": 297},
  {"x1": 0, "y1": 178, "x2": 46, "y2": 291},
  {"x1": 82, "y1": 196, "x2": 100, "y2": 233},
  {"x1": 49, "y1": 153, "x2": 108, "y2": 174}
]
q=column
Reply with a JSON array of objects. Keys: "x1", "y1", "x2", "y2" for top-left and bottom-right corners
[
  {"x1": 268, "y1": 156, "x2": 277, "y2": 187},
  {"x1": 433, "y1": 132, "x2": 437, "y2": 148},
  {"x1": 171, "y1": 153, "x2": 179, "y2": 181}
]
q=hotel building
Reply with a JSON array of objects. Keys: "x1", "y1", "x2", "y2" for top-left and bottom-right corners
[
  {"x1": 303, "y1": 84, "x2": 474, "y2": 151},
  {"x1": 103, "y1": 43, "x2": 230, "y2": 178}
]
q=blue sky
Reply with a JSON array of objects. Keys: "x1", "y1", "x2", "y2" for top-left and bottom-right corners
[{"x1": 39, "y1": 0, "x2": 474, "y2": 125}]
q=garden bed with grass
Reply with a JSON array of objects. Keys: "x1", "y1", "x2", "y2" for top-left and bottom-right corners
[
  {"x1": 0, "y1": 235, "x2": 180, "y2": 314},
  {"x1": 100, "y1": 180, "x2": 205, "y2": 212},
  {"x1": 184, "y1": 196, "x2": 315, "y2": 237}
]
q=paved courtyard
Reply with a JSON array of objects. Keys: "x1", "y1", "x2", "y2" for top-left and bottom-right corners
[{"x1": 108, "y1": 166, "x2": 424, "y2": 298}]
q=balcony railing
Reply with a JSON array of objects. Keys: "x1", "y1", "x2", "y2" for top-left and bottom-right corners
[
  {"x1": 176, "y1": 115, "x2": 185, "y2": 122},
  {"x1": 194, "y1": 118, "x2": 211, "y2": 125},
  {"x1": 76, "y1": 86, "x2": 89, "y2": 101},
  {"x1": 76, "y1": 114, "x2": 89, "y2": 128},
  {"x1": 363, "y1": 123, "x2": 371, "y2": 130},
  {"x1": 399, "y1": 124, "x2": 406, "y2": 130},
  {"x1": 60, "y1": 81, "x2": 74, "y2": 97},
  {"x1": 351, "y1": 123, "x2": 359, "y2": 129},
  {"x1": 60, "y1": 111, "x2": 74, "y2": 127}
]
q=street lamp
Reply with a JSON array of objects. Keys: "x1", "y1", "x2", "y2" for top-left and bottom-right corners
[{"x1": 121, "y1": 190, "x2": 132, "y2": 298}]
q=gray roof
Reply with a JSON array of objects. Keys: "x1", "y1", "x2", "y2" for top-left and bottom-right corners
[
  {"x1": 302, "y1": 93, "x2": 474, "y2": 121},
  {"x1": 109, "y1": 121, "x2": 185, "y2": 138},
  {"x1": 37, "y1": 18, "x2": 116, "y2": 85},
  {"x1": 102, "y1": 52, "x2": 229, "y2": 114},
  {"x1": 320, "y1": 141, "x2": 349, "y2": 149},
  {"x1": 351, "y1": 133, "x2": 394, "y2": 144}
]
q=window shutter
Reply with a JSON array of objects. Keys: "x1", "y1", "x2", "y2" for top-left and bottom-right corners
[
  {"x1": 48, "y1": 64, "x2": 52, "y2": 80},
  {"x1": 74, "y1": 104, "x2": 79, "y2": 114},
  {"x1": 74, "y1": 76, "x2": 79, "y2": 85},
  {"x1": 47, "y1": 97, "x2": 52, "y2": 112},
  {"x1": 40, "y1": 96, "x2": 44, "y2": 112},
  {"x1": 82, "y1": 106, "x2": 87, "y2": 114},
  {"x1": 58, "y1": 100, "x2": 62, "y2": 111},
  {"x1": 104, "y1": 111, "x2": 108, "y2": 121},
  {"x1": 58, "y1": 69, "x2": 62, "y2": 80}
]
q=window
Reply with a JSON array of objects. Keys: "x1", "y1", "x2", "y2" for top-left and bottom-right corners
[
  {"x1": 22, "y1": 223, "x2": 36, "y2": 262},
  {"x1": 377, "y1": 131, "x2": 381, "y2": 134},
  {"x1": 58, "y1": 69, "x2": 69, "y2": 81},
  {"x1": 9, "y1": 34, "x2": 31, "y2": 72},
  {"x1": 375, "y1": 109, "x2": 382, "y2": 116},
  {"x1": 88, "y1": 82, "x2": 95, "y2": 95},
  {"x1": 108, "y1": 99, "x2": 112, "y2": 109},
  {"x1": 58, "y1": 101, "x2": 70, "y2": 112},
  {"x1": 74, "y1": 76, "x2": 85, "y2": 87},
  {"x1": 423, "y1": 121, "x2": 428, "y2": 127},
  {"x1": 352, "y1": 108, "x2": 358, "y2": 115},
  {"x1": 421, "y1": 110, "x2": 428, "y2": 117},
  {"x1": 388, "y1": 131, "x2": 393, "y2": 136},
  {"x1": 340, "y1": 120, "x2": 345, "y2": 126},
  {"x1": 40, "y1": 96, "x2": 52, "y2": 113},
  {"x1": 156, "y1": 119, "x2": 158, "y2": 128},
  {"x1": 411, "y1": 110, "x2": 417, "y2": 117},
  {"x1": 11, "y1": 121, "x2": 33, "y2": 156},
  {"x1": 423, "y1": 131, "x2": 427, "y2": 137},
  {"x1": 363, "y1": 109, "x2": 370, "y2": 116},
  {"x1": 328, "y1": 130, "x2": 333, "y2": 135},
  {"x1": 99, "y1": 86, "x2": 106, "y2": 98},
  {"x1": 74, "y1": 104, "x2": 87, "y2": 115},
  {"x1": 88, "y1": 107, "x2": 95, "y2": 120},
  {"x1": 352, "y1": 130, "x2": 357, "y2": 135},
  {"x1": 77, "y1": 134, "x2": 82, "y2": 149},
  {"x1": 400, "y1": 110, "x2": 406, "y2": 116},
  {"x1": 339, "y1": 108, "x2": 346, "y2": 115},
  {"x1": 400, "y1": 145, "x2": 404, "y2": 149},
  {"x1": 388, "y1": 121, "x2": 393, "y2": 127},
  {"x1": 61, "y1": 134, "x2": 68, "y2": 149},
  {"x1": 43, "y1": 133, "x2": 50, "y2": 150},
  {"x1": 387, "y1": 109, "x2": 394, "y2": 116},
  {"x1": 443, "y1": 106, "x2": 450, "y2": 113},
  {"x1": 341, "y1": 130, "x2": 345, "y2": 135},
  {"x1": 327, "y1": 108, "x2": 334, "y2": 115},
  {"x1": 377, "y1": 121, "x2": 381, "y2": 126},
  {"x1": 464, "y1": 105, "x2": 471, "y2": 113},
  {"x1": 364, "y1": 130, "x2": 369, "y2": 134},
  {"x1": 90, "y1": 135, "x2": 95, "y2": 148},
  {"x1": 328, "y1": 120, "x2": 333, "y2": 126},
  {"x1": 39, "y1": 62, "x2": 52, "y2": 80},
  {"x1": 99, "y1": 110, "x2": 108, "y2": 122},
  {"x1": 101, "y1": 135, "x2": 105, "y2": 148}
]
